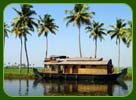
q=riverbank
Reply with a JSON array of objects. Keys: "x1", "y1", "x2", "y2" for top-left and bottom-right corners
[
  {"x1": 4, "y1": 67, "x2": 43, "y2": 79},
  {"x1": 4, "y1": 67, "x2": 132, "y2": 80}
]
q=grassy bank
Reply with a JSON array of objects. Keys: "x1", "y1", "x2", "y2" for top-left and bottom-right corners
[
  {"x1": 4, "y1": 67, "x2": 43, "y2": 79},
  {"x1": 4, "y1": 67, "x2": 132, "y2": 80},
  {"x1": 114, "y1": 67, "x2": 132, "y2": 75}
]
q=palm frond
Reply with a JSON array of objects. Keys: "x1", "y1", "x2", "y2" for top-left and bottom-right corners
[
  {"x1": 11, "y1": 17, "x2": 20, "y2": 25},
  {"x1": 64, "y1": 4, "x2": 95, "y2": 29},
  {"x1": 86, "y1": 20, "x2": 106, "y2": 42},
  {"x1": 11, "y1": 4, "x2": 37, "y2": 39},
  {"x1": 65, "y1": 10, "x2": 75, "y2": 15},
  {"x1": 65, "y1": 16, "x2": 75, "y2": 27},
  {"x1": 111, "y1": 32, "x2": 117, "y2": 39},
  {"x1": 107, "y1": 30, "x2": 116, "y2": 34},
  {"x1": 37, "y1": 14, "x2": 59, "y2": 37},
  {"x1": 12, "y1": 8, "x2": 22, "y2": 16},
  {"x1": 109, "y1": 25, "x2": 116, "y2": 29},
  {"x1": 37, "y1": 23, "x2": 44, "y2": 37},
  {"x1": 39, "y1": 15, "x2": 44, "y2": 22},
  {"x1": 31, "y1": 20, "x2": 38, "y2": 28}
]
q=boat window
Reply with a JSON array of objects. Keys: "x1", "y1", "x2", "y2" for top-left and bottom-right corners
[
  {"x1": 51, "y1": 65, "x2": 57, "y2": 71},
  {"x1": 91, "y1": 65, "x2": 96, "y2": 68},
  {"x1": 60, "y1": 65, "x2": 64, "y2": 70},
  {"x1": 81, "y1": 65, "x2": 86, "y2": 68},
  {"x1": 73, "y1": 65, "x2": 76, "y2": 68},
  {"x1": 44, "y1": 64, "x2": 48, "y2": 68}
]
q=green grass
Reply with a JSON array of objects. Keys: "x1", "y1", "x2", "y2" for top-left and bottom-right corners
[
  {"x1": 5, "y1": 67, "x2": 132, "y2": 75},
  {"x1": 4, "y1": 67, "x2": 43, "y2": 79},
  {"x1": 4, "y1": 67, "x2": 43, "y2": 75},
  {"x1": 114, "y1": 67, "x2": 132, "y2": 76}
]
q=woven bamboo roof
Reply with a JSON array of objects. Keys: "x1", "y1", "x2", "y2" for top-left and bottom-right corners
[
  {"x1": 44, "y1": 57, "x2": 108, "y2": 65},
  {"x1": 64, "y1": 57, "x2": 103, "y2": 61}
]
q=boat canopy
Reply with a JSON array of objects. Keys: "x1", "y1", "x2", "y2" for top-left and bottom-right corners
[{"x1": 44, "y1": 57, "x2": 109, "y2": 66}]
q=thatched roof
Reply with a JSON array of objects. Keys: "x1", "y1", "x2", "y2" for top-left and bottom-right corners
[
  {"x1": 64, "y1": 57, "x2": 103, "y2": 61},
  {"x1": 44, "y1": 57, "x2": 108, "y2": 65}
]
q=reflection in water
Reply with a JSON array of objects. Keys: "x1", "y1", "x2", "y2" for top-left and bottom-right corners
[
  {"x1": 18, "y1": 79, "x2": 21, "y2": 96},
  {"x1": 25, "y1": 79, "x2": 29, "y2": 96},
  {"x1": 4, "y1": 79, "x2": 131, "y2": 96},
  {"x1": 17, "y1": 79, "x2": 30, "y2": 96},
  {"x1": 33, "y1": 79, "x2": 128, "y2": 96}
]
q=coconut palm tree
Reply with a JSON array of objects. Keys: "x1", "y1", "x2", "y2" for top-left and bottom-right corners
[
  {"x1": 108, "y1": 19, "x2": 127, "y2": 72},
  {"x1": 11, "y1": 4, "x2": 37, "y2": 75},
  {"x1": 64, "y1": 4, "x2": 95, "y2": 57},
  {"x1": 37, "y1": 14, "x2": 59, "y2": 59},
  {"x1": 4, "y1": 22, "x2": 10, "y2": 45},
  {"x1": 11, "y1": 22, "x2": 23, "y2": 74},
  {"x1": 85, "y1": 20, "x2": 106, "y2": 58},
  {"x1": 126, "y1": 21, "x2": 132, "y2": 47}
]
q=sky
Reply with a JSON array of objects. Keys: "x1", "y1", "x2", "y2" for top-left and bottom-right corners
[{"x1": 4, "y1": 4, "x2": 132, "y2": 68}]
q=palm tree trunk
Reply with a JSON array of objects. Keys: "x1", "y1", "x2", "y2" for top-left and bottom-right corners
[
  {"x1": 24, "y1": 38, "x2": 29, "y2": 75},
  {"x1": 19, "y1": 37, "x2": 23, "y2": 74},
  {"x1": 45, "y1": 36, "x2": 48, "y2": 59},
  {"x1": 95, "y1": 38, "x2": 97, "y2": 58},
  {"x1": 118, "y1": 39, "x2": 120, "y2": 72},
  {"x1": 78, "y1": 27, "x2": 82, "y2": 57}
]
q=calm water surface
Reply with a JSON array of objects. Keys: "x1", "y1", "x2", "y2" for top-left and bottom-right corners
[{"x1": 4, "y1": 79, "x2": 132, "y2": 96}]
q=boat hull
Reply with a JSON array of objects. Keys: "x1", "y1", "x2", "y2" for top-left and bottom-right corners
[
  {"x1": 33, "y1": 68, "x2": 127, "y2": 81},
  {"x1": 35, "y1": 73, "x2": 120, "y2": 80}
]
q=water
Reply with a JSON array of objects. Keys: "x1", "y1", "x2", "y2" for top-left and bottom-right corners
[{"x1": 4, "y1": 79, "x2": 132, "y2": 96}]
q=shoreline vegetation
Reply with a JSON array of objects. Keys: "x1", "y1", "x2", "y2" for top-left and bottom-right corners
[{"x1": 4, "y1": 67, "x2": 132, "y2": 80}]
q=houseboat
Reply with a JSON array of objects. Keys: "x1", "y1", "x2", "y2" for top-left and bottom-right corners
[{"x1": 33, "y1": 56, "x2": 127, "y2": 81}]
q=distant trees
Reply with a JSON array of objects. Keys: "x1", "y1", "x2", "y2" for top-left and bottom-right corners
[{"x1": 4, "y1": 63, "x2": 33, "y2": 68}]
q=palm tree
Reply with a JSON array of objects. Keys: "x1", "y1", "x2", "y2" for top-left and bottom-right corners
[
  {"x1": 11, "y1": 22, "x2": 23, "y2": 74},
  {"x1": 4, "y1": 22, "x2": 10, "y2": 45},
  {"x1": 11, "y1": 4, "x2": 37, "y2": 75},
  {"x1": 126, "y1": 21, "x2": 132, "y2": 47},
  {"x1": 64, "y1": 4, "x2": 95, "y2": 57},
  {"x1": 37, "y1": 14, "x2": 59, "y2": 59},
  {"x1": 108, "y1": 19, "x2": 127, "y2": 72},
  {"x1": 85, "y1": 20, "x2": 106, "y2": 58}
]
